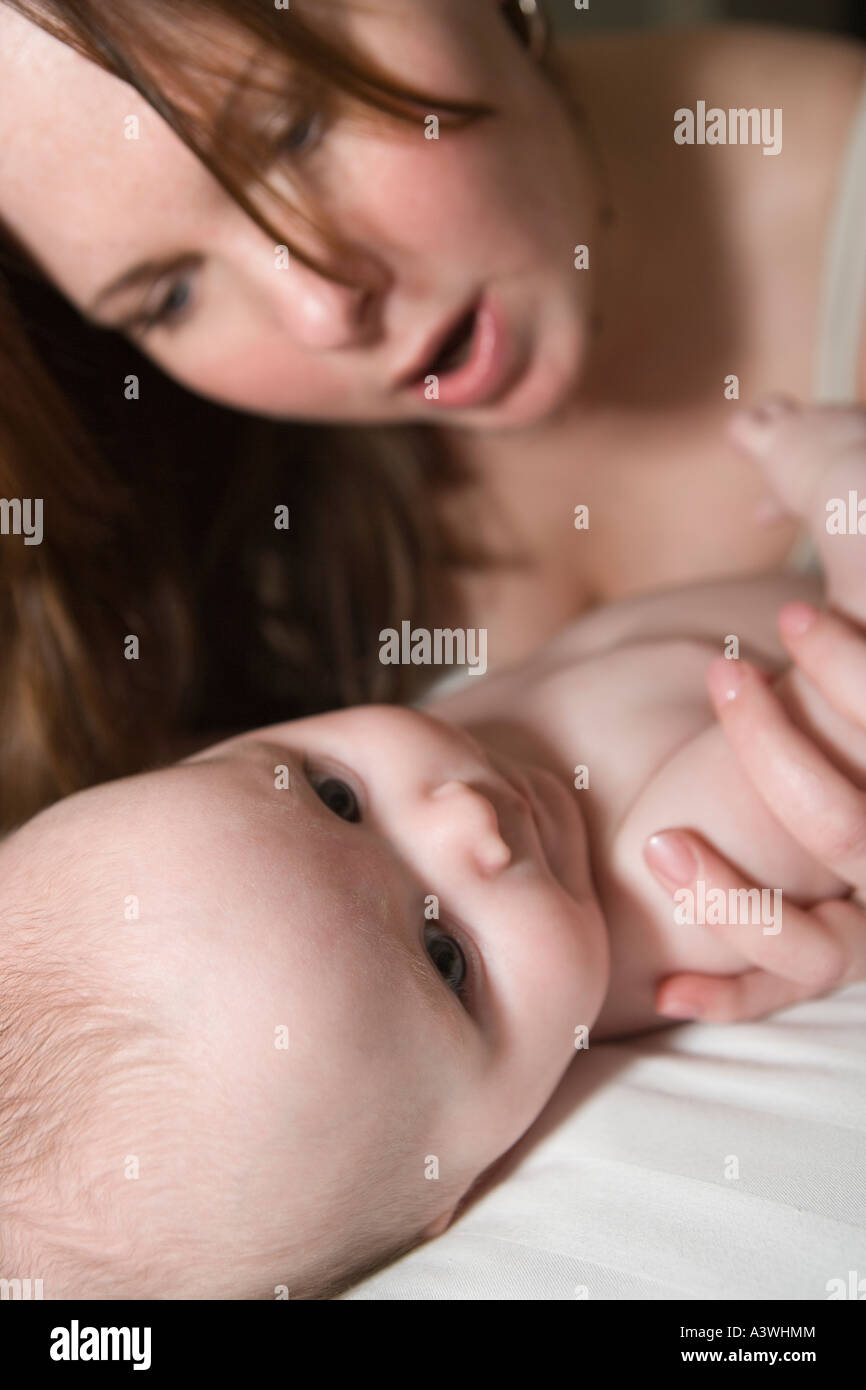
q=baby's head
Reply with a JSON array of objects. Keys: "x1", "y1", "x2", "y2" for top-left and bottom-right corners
[{"x1": 0, "y1": 705, "x2": 608, "y2": 1298}]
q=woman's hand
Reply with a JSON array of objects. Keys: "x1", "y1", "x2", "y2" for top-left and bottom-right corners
[{"x1": 643, "y1": 602, "x2": 866, "y2": 1022}]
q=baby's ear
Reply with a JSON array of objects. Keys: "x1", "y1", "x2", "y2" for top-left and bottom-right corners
[{"x1": 423, "y1": 1203, "x2": 460, "y2": 1240}]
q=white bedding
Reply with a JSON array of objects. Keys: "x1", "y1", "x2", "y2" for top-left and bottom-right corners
[{"x1": 342, "y1": 982, "x2": 866, "y2": 1300}]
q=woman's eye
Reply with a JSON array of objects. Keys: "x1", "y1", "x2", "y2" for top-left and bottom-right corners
[
  {"x1": 311, "y1": 775, "x2": 361, "y2": 823},
  {"x1": 134, "y1": 278, "x2": 193, "y2": 335},
  {"x1": 424, "y1": 923, "x2": 467, "y2": 997},
  {"x1": 276, "y1": 109, "x2": 323, "y2": 158}
]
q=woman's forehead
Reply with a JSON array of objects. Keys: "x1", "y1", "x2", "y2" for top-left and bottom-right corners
[
  {"x1": 0, "y1": 2, "x2": 350, "y2": 309},
  {"x1": 0, "y1": 18, "x2": 212, "y2": 308}
]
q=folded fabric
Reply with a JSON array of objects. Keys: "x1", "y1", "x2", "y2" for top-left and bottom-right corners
[{"x1": 343, "y1": 982, "x2": 866, "y2": 1300}]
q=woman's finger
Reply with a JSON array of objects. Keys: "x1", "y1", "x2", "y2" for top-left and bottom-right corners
[
  {"x1": 656, "y1": 967, "x2": 824, "y2": 1023},
  {"x1": 657, "y1": 893, "x2": 866, "y2": 1022},
  {"x1": 706, "y1": 657, "x2": 866, "y2": 885},
  {"x1": 643, "y1": 829, "x2": 856, "y2": 989},
  {"x1": 777, "y1": 602, "x2": 866, "y2": 730}
]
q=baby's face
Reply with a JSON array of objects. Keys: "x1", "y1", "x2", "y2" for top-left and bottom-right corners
[
  {"x1": 178, "y1": 706, "x2": 609, "y2": 1220},
  {"x1": 30, "y1": 704, "x2": 608, "y2": 1252}
]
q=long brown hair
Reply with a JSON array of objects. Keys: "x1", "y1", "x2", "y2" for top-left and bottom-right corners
[{"x1": 0, "y1": 0, "x2": 540, "y2": 833}]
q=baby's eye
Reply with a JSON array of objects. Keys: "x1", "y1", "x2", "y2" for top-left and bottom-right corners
[
  {"x1": 311, "y1": 775, "x2": 361, "y2": 823},
  {"x1": 424, "y1": 923, "x2": 467, "y2": 996}
]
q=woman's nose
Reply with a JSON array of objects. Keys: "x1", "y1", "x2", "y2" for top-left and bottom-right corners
[
  {"x1": 238, "y1": 218, "x2": 381, "y2": 350},
  {"x1": 274, "y1": 256, "x2": 374, "y2": 349},
  {"x1": 429, "y1": 780, "x2": 512, "y2": 876}
]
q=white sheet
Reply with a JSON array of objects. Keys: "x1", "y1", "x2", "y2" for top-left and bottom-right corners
[{"x1": 342, "y1": 982, "x2": 866, "y2": 1299}]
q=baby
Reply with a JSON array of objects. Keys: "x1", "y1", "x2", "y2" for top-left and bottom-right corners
[{"x1": 1, "y1": 402, "x2": 864, "y2": 1301}]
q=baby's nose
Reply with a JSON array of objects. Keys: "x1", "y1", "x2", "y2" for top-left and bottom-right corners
[{"x1": 429, "y1": 780, "x2": 512, "y2": 875}]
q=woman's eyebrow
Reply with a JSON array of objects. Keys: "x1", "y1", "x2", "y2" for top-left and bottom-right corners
[{"x1": 84, "y1": 60, "x2": 301, "y2": 324}]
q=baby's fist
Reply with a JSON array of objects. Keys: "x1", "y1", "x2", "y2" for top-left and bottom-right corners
[{"x1": 730, "y1": 398, "x2": 866, "y2": 521}]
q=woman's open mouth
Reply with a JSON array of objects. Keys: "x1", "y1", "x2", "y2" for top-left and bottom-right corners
[
  {"x1": 427, "y1": 306, "x2": 479, "y2": 374},
  {"x1": 401, "y1": 293, "x2": 519, "y2": 409}
]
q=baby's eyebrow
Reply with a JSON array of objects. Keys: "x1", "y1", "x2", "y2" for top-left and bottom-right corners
[
  {"x1": 207, "y1": 738, "x2": 311, "y2": 813},
  {"x1": 245, "y1": 740, "x2": 307, "y2": 788}
]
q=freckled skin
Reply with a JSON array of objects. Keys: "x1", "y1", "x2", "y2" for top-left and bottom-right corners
[
  {"x1": 0, "y1": 0, "x2": 596, "y2": 427},
  {"x1": 3, "y1": 1, "x2": 866, "y2": 1284},
  {"x1": 2, "y1": 4, "x2": 865, "y2": 672}
]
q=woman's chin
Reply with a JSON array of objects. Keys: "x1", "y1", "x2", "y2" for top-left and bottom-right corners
[{"x1": 473, "y1": 340, "x2": 584, "y2": 432}]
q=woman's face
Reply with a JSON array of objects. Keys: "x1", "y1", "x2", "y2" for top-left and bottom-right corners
[{"x1": 0, "y1": 0, "x2": 598, "y2": 430}]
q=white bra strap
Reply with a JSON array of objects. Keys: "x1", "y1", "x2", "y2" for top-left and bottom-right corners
[{"x1": 814, "y1": 72, "x2": 866, "y2": 403}]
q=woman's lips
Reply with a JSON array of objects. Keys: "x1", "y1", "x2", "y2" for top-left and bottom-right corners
[{"x1": 406, "y1": 292, "x2": 520, "y2": 409}]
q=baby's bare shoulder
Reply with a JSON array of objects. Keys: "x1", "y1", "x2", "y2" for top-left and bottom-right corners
[{"x1": 538, "y1": 572, "x2": 822, "y2": 673}]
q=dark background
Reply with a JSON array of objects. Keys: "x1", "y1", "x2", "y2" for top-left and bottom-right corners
[{"x1": 550, "y1": 0, "x2": 866, "y2": 39}]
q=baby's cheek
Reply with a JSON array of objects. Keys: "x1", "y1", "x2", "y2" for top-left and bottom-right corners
[{"x1": 484, "y1": 896, "x2": 606, "y2": 1083}]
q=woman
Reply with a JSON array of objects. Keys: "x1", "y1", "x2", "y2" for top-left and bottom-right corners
[{"x1": 0, "y1": 0, "x2": 864, "y2": 1017}]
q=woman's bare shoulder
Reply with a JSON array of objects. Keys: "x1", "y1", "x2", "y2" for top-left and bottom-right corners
[
  {"x1": 558, "y1": 23, "x2": 866, "y2": 326},
  {"x1": 556, "y1": 22, "x2": 866, "y2": 108},
  {"x1": 683, "y1": 23, "x2": 866, "y2": 126},
  {"x1": 526, "y1": 571, "x2": 824, "y2": 672},
  {"x1": 555, "y1": 23, "x2": 866, "y2": 192}
]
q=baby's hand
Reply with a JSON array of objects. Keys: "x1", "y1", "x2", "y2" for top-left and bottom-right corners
[
  {"x1": 731, "y1": 397, "x2": 866, "y2": 517},
  {"x1": 730, "y1": 398, "x2": 866, "y2": 625}
]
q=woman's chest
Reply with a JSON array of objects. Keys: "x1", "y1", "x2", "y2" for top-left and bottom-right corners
[{"x1": 439, "y1": 415, "x2": 802, "y2": 669}]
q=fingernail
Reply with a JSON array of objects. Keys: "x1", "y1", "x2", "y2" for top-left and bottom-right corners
[
  {"x1": 644, "y1": 831, "x2": 698, "y2": 887},
  {"x1": 778, "y1": 600, "x2": 820, "y2": 637},
  {"x1": 706, "y1": 656, "x2": 746, "y2": 704},
  {"x1": 658, "y1": 999, "x2": 700, "y2": 1020}
]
